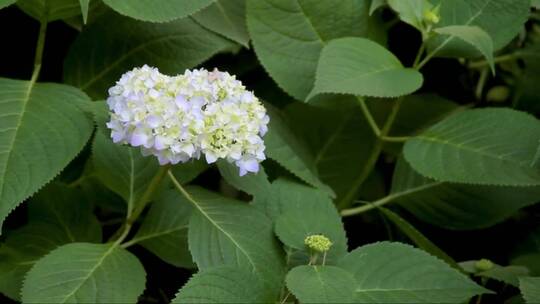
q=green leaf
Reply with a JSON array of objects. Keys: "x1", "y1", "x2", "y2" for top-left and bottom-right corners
[
  {"x1": 533, "y1": 0, "x2": 540, "y2": 9},
  {"x1": 64, "y1": 12, "x2": 235, "y2": 99},
  {"x1": 308, "y1": 37, "x2": 423, "y2": 99},
  {"x1": 369, "y1": 0, "x2": 386, "y2": 15},
  {"x1": 520, "y1": 277, "x2": 540, "y2": 304},
  {"x1": 286, "y1": 265, "x2": 357, "y2": 303},
  {"x1": 128, "y1": 189, "x2": 194, "y2": 268},
  {"x1": 172, "y1": 266, "x2": 271, "y2": 303},
  {"x1": 391, "y1": 157, "x2": 540, "y2": 229},
  {"x1": 434, "y1": 25, "x2": 494, "y2": 73},
  {"x1": 273, "y1": 180, "x2": 347, "y2": 265},
  {"x1": 92, "y1": 112, "x2": 160, "y2": 215},
  {"x1": 460, "y1": 261, "x2": 529, "y2": 287},
  {"x1": 513, "y1": 254, "x2": 540, "y2": 277},
  {"x1": 379, "y1": 207, "x2": 459, "y2": 270},
  {"x1": 339, "y1": 242, "x2": 489, "y2": 303},
  {"x1": 217, "y1": 160, "x2": 271, "y2": 197},
  {"x1": 169, "y1": 159, "x2": 209, "y2": 185},
  {"x1": 21, "y1": 243, "x2": 146, "y2": 303},
  {"x1": 193, "y1": 0, "x2": 249, "y2": 47},
  {"x1": 265, "y1": 104, "x2": 334, "y2": 196},
  {"x1": 283, "y1": 97, "x2": 377, "y2": 208},
  {"x1": 17, "y1": 0, "x2": 82, "y2": 21},
  {"x1": 247, "y1": 0, "x2": 371, "y2": 100},
  {"x1": 0, "y1": 0, "x2": 16, "y2": 9},
  {"x1": 387, "y1": 0, "x2": 432, "y2": 31},
  {"x1": 79, "y1": 0, "x2": 89, "y2": 23},
  {"x1": 185, "y1": 186, "x2": 285, "y2": 298},
  {"x1": 0, "y1": 78, "x2": 93, "y2": 232},
  {"x1": 404, "y1": 108, "x2": 540, "y2": 186},
  {"x1": 0, "y1": 223, "x2": 72, "y2": 300},
  {"x1": 429, "y1": 0, "x2": 529, "y2": 58},
  {"x1": 102, "y1": 0, "x2": 215, "y2": 22},
  {"x1": 0, "y1": 183, "x2": 102, "y2": 301}
]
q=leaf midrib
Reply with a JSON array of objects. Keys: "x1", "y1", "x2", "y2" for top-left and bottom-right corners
[
  {"x1": 191, "y1": 197, "x2": 258, "y2": 271},
  {"x1": 59, "y1": 244, "x2": 117, "y2": 303},
  {"x1": 0, "y1": 78, "x2": 37, "y2": 203},
  {"x1": 430, "y1": 0, "x2": 493, "y2": 57}
]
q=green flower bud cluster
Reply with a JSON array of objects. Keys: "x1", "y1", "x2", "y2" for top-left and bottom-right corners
[{"x1": 304, "y1": 234, "x2": 333, "y2": 253}]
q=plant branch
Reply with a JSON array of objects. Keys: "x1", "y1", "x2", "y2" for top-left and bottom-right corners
[
  {"x1": 340, "y1": 181, "x2": 442, "y2": 217},
  {"x1": 357, "y1": 96, "x2": 381, "y2": 137},
  {"x1": 108, "y1": 165, "x2": 169, "y2": 244}
]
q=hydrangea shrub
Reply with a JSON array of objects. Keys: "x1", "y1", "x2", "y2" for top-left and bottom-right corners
[{"x1": 0, "y1": 1, "x2": 539, "y2": 303}]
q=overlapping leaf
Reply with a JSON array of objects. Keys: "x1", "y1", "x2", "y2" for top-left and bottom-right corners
[
  {"x1": 286, "y1": 266, "x2": 357, "y2": 303},
  {"x1": 339, "y1": 242, "x2": 488, "y2": 303},
  {"x1": 185, "y1": 186, "x2": 285, "y2": 298},
  {"x1": 0, "y1": 78, "x2": 93, "y2": 232},
  {"x1": 520, "y1": 277, "x2": 540, "y2": 304},
  {"x1": 102, "y1": 0, "x2": 215, "y2": 22},
  {"x1": 429, "y1": 0, "x2": 530, "y2": 58},
  {"x1": 308, "y1": 38, "x2": 423, "y2": 99},
  {"x1": 247, "y1": 0, "x2": 370, "y2": 100},
  {"x1": 22, "y1": 243, "x2": 146, "y2": 303},
  {"x1": 0, "y1": 183, "x2": 102, "y2": 301},
  {"x1": 193, "y1": 0, "x2": 249, "y2": 47},
  {"x1": 391, "y1": 158, "x2": 540, "y2": 229},
  {"x1": 64, "y1": 12, "x2": 235, "y2": 99},
  {"x1": 129, "y1": 189, "x2": 194, "y2": 268},
  {"x1": 17, "y1": 0, "x2": 81, "y2": 22},
  {"x1": 172, "y1": 267, "x2": 270, "y2": 303},
  {"x1": 404, "y1": 108, "x2": 540, "y2": 186}
]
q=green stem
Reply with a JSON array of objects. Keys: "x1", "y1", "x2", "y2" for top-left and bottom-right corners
[
  {"x1": 340, "y1": 181, "x2": 441, "y2": 217},
  {"x1": 108, "y1": 166, "x2": 169, "y2": 244},
  {"x1": 168, "y1": 170, "x2": 197, "y2": 205},
  {"x1": 357, "y1": 97, "x2": 381, "y2": 137},
  {"x1": 475, "y1": 68, "x2": 489, "y2": 100},
  {"x1": 413, "y1": 42, "x2": 426, "y2": 67},
  {"x1": 33, "y1": 19, "x2": 47, "y2": 76},
  {"x1": 381, "y1": 135, "x2": 410, "y2": 143},
  {"x1": 468, "y1": 53, "x2": 518, "y2": 69}
]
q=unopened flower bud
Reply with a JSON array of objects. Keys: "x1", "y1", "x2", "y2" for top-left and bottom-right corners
[
  {"x1": 475, "y1": 258, "x2": 494, "y2": 271},
  {"x1": 304, "y1": 234, "x2": 333, "y2": 253}
]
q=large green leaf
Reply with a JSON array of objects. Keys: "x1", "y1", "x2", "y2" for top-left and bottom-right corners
[
  {"x1": 193, "y1": 0, "x2": 249, "y2": 47},
  {"x1": 102, "y1": 0, "x2": 214, "y2": 22},
  {"x1": 172, "y1": 266, "x2": 271, "y2": 303},
  {"x1": 284, "y1": 98, "x2": 377, "y2": 208},
  {"x1": 265, "y1": 105, "x2": 333, "y2": 196},
  {"x1": 286, "y1": 265, "x2": 357, "y2": 303},
  {"x1": 338, "y1": 242, "x2": 488, "y2": 303},
  {"x1": 0, "y1": 183, "x2": 102, "y2": 301},
  {"x1": 0, "y1": 0, "x2": 16, "y2": 9},
  {"x1": 434, "y1": 25, "x2": 494, "y2": 72},
  {"x1": 128, "y1": 189, "x2": 194, "y2": 268},
  {"x1": 64, "y1": 12, "x2": 235, "y2": 99},
  {"x1": 21, "y1": 243, "x2": 146, "y2": 303},
  {"x1": 273, "y1": 180, "x2": 347, "y2": 265},
  {"x1": 308, "y1": 38, "x2": 423, "y2": 99},
  {"x1": 92, "y1": 106, "x2": 160, "y2": 214},
  {"x1": 520, "y1": 277, "x2": 540, "y2": 304},
  {"x1": 429, "y1": 0, "x2": 529, "y2": 58},
  {"x1": 0, "y1": 78, "x2": 93, "y2": 232},
  {"x1": 404, "y1": 108, "x2": 540, "y2": 186},
  {"x1": 247, "y1": 0, "x2": 370, "y2": 100},
  {"x1": 17, "y1": 0, "x2": 81, "y2": 22},
  {"x1": 184, "y1": 186, "x2": 285, "y2": 298},
  {"x1": 391, "y1": 158, "x2": 540, "y2": 230}
]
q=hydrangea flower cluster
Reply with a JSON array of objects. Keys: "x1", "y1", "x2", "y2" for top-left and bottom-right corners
[{"x1": 106, "y1": 65, "x2": 269, "y2": 176}]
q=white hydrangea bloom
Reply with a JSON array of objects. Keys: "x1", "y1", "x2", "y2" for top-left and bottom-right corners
[{"x1": 106, "y1": 65, "x2": 269, "y2": 176}]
